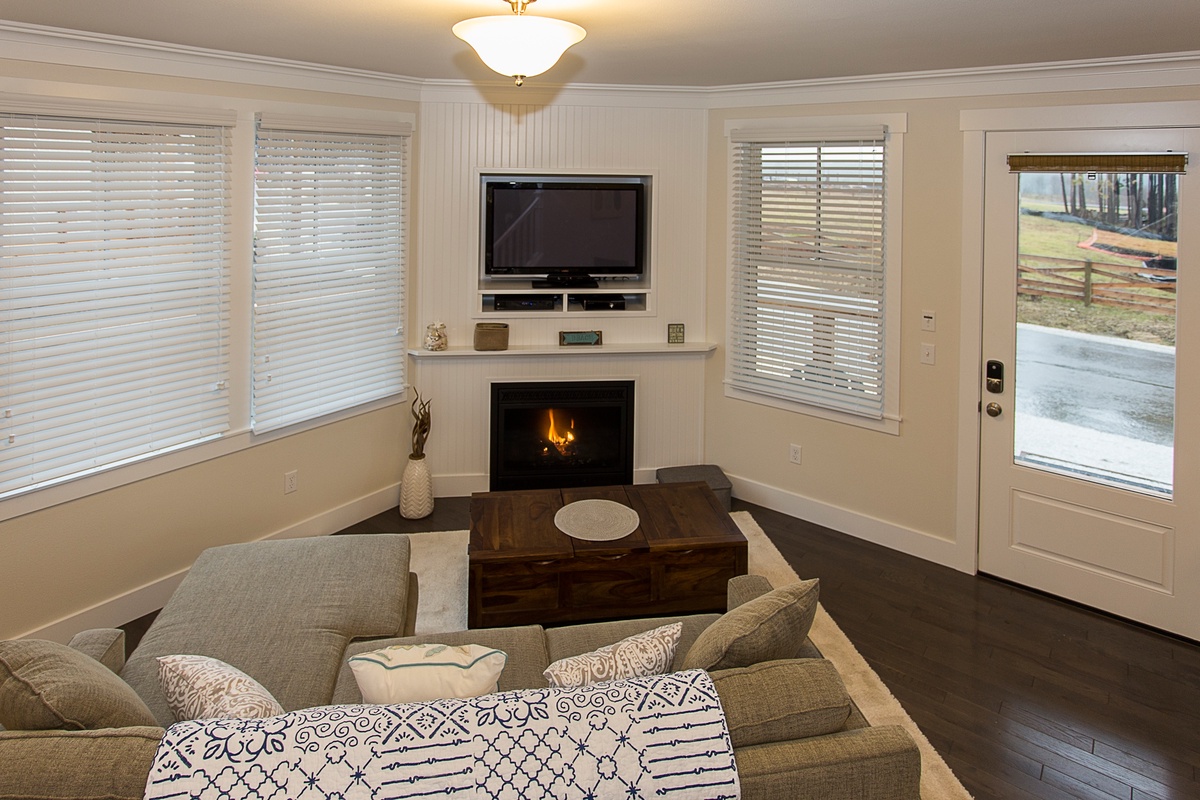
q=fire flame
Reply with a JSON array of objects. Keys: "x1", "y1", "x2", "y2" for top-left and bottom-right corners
[{"x1": 546, "y1": 409, "x2": 576, "y2": 456}]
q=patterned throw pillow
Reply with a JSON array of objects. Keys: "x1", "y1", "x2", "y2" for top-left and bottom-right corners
[
  {"x1": 543, "y1": 622, "x2": 682, "y2": 688},
  {"x1": 157, "y1": 655, "x2": 284, "y2": 722},
  {"x1": 348, "y1": 643, "x2": 507, "y2": 704}
]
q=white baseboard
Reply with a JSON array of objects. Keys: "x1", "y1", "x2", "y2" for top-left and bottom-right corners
[
  {"x1": 22, "y1": 484, "x2": 403, "y2": 643},
  {"x1": 728, "y1": 474, "x2": 971, "y2": 573}
]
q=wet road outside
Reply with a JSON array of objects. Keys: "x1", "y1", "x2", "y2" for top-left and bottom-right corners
[{"x1": 1013, "y1": 324, "x2": 1175, "y2": 492}]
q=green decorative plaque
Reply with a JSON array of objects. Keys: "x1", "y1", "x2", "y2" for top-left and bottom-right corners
[{"x1": 559, "y1": 330, "x2": 603, "y2": 346}]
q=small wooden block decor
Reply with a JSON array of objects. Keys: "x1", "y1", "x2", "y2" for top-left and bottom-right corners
[
  {"x1": 559, "y1": 330, "x2": 603, "y2": 346},
  {"x1": 667, "y1": 323, "x2": 685, "y2": 344}
]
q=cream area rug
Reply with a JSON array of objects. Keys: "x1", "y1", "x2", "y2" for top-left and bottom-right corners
[{"x1": 406, "y1": 511, "x2": 972, "y2": 800}]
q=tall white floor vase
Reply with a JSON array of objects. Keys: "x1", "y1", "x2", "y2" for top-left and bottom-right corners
[{"x1": 400, "y1": 455, "x2": 434, "y2": 519}]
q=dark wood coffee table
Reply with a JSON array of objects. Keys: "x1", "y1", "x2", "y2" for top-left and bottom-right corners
[{"x1": 468, "y1": 481, "x2": 747, "y2": 629}]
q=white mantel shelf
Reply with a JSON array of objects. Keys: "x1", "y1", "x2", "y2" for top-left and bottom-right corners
[{"x1": 408, "y1": 342, "x2": 716, "y2": 358}]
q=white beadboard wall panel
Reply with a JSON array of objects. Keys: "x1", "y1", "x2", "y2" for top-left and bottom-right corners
[
  {"x1": 415, "y1": 101, "x2": 708, "y2": 348},
  {"x1": 411, "y1": 99, "x2": 711, "y2": 490},
  {"x1": 411, "y1": 352, "x2": 711, "y2": 490}
]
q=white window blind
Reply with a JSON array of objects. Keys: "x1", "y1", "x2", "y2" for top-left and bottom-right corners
[
  {"x1": 727, "y1": 130, "x2": 889, "y2": 419},
  {"x1": 252, "y1": 121, "x2": 407, "y2": 433},
  {"x1": 0, "y1": 113, "x2": 232, "y2": 498}
]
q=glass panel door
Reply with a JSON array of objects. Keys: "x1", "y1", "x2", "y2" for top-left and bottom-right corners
[{"x1": 1014, "y1": 171, "x2": 1177, "y2": 496}]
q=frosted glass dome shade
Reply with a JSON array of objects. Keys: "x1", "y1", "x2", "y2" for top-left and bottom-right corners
[{"x1": 453, "y1": 14, "x2": 586, "y2": 81}]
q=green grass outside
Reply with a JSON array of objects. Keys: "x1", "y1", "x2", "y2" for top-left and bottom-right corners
[{"x1": 1016, "y1": 205, "x2": 1176, "y2": 346}]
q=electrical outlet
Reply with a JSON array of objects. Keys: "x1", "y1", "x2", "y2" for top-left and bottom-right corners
[
  {"x1": 788, "y1": 444, "x2": 803, "y2": 465},
  {"x1": 284, "y1": 470, "x2": 298, "y2": 494}
]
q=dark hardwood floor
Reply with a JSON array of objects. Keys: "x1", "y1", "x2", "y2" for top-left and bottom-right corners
[{"x1": 340, "y1": 495, "x2": 1200, "y2": 800}]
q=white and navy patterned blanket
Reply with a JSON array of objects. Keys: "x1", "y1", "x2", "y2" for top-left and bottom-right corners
[{"x1": 144, "y1": 669, "x2": 739, "y2": 800}]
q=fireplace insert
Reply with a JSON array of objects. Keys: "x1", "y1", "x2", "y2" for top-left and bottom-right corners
[{"x1": 489, "y1": 380, "x2": 634, "y2": 491}]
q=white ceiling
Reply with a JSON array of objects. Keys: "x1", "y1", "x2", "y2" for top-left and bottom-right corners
[{"x1": 1, "y1": 0, "x2": 1198, "y2": 87}]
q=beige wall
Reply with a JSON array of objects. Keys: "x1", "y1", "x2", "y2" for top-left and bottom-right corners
[
  {"x1": 3, "y1": 42, "x2": 1199, "y2": 641},
  {"x1": 0, "y1": 61, "x2": 419, "y2": 640},
  {"x1": 703, "y1": 85, "x2": 1200, "y2": 566}
]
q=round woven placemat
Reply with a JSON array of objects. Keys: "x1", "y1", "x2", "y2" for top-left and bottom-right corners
[{"x1": 554, "y1": 499, "x2": 640, "y2": 541}]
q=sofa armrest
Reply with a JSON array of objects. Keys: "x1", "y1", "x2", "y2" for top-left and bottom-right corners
[
  {"x1": 404, "y1": 571, "x2": 420, "y2": 637},
  {"x1": 728, "y1": 574, "x2": 773, "y2": 610},
  {"x1": 733, "y1": 725, "x2": 921, "y2": 800},
  {"x1": 0, "y1": 727, "x2": 164, "y2": 800},
  {"x1": 711, "y1": 659, "x2": 851, "y2": 747},
  {"x1": 68, "y1": 628, "x2": 126, "y2": 673}
]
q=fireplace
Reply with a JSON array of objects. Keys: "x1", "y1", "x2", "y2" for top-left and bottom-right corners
[{"x1": 489, "y1": 380, "x2": 634, "y2": 491}]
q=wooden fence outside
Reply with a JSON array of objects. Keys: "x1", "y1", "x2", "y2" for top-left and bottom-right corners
[{"x1": 1017, "y1": 253, "x2": 1176, "y2": 315}]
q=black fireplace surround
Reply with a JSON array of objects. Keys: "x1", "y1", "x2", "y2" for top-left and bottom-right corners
[{"x1": 489, "y1": 380, "x2": 634, "y2": 491}]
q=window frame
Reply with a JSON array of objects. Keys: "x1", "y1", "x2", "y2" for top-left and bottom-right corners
[
  {"x1": 0, "y1": 95, "x2": 414, "y2": 523},
  {"x1": 723, "y1": 113, "x2": 906, "y2": 434}
]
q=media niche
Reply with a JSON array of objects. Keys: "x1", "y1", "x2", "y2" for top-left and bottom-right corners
[{"x1": 481, "y1": 174, "x2": 650, "y2": 289}]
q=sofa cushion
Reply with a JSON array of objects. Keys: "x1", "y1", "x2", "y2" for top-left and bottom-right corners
[
  {"x1": 158, "y1": 655, "x2": 284, "y2": 721},
  {"x1": 543, "y1": 622, "x2": 681, "y2": 688},
  {"x1": 333, "y1": 625, "x2": 550, "y2": 700},
  {"x1": 710, "y1": 659, "x2": 851, "y2": 747},
  {"x1": 0, "y1": 726, "x2": 164, "y2": 800},
  {"x1": 0, "y1": 640, "x2": 158, "y2": 731},
  {"x1": 122, "y1": 534, "x2": 412, "y2": 725},
  {"x1": 682, "y1": 579, "x2": 819, "y2": 671},
  {"x1": 349, "y1": 643, "x2": 507, "y2": 703}
]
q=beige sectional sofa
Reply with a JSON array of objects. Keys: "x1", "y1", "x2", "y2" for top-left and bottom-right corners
[{"x1": 0, "y1": 532, "x2": 920, "y2": 800}]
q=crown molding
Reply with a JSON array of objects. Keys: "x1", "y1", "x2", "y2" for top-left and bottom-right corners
[
  {"x1": 0, "y1": 21, "x2": 424, "y2": 101},
  {"x1": 2, "y1": 20, "x2": 1199, "y2": 108},
  {"x1": 702, "y1": 51, "x2": 1200, "y2": 108}
]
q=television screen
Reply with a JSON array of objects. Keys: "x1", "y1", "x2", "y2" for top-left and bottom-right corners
[{"x1": 483, "y1": 178, "x2": 647, "y2": 281}]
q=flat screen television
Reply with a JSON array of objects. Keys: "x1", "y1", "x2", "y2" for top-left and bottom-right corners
[{"x1": 482, "y1": 175, "x2": 648, "y2": 287}]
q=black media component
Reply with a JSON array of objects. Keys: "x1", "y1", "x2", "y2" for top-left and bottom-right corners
[
  {"x1": 578, "y1": 295, "x2": 626, "y2": 311},
  {"x1": 494, "y1": 295, "x2": 557, "y2": 311}
]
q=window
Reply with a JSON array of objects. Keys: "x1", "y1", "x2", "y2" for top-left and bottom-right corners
[
  {"x1": 0, "y1": 111, "x2": 233, "y2": 498},
  {"x1": 726, "y1": 118, "x2": 902, "y2": 430},
  {"x1": 251, "y1": 116, "x2": 409, "y2": 433}
]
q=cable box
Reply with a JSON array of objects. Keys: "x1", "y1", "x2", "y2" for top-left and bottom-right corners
[
  {"x1": 578, "y1": 295, "x2": 626, "y2": 311},
  {"x1": 494, "y1": 295, "x2": 557, "y2": 311}
]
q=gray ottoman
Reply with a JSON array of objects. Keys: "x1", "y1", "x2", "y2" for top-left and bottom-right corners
[{"x1": 655, "y1": 464, "x2": 732, "y2": 511}]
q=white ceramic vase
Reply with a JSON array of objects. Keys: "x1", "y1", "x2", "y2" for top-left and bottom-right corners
[{"x1": 400, "y1": 455, "x2": 434, "y2": 519}]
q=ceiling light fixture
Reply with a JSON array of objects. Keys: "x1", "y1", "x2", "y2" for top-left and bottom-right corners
[{"x1": 453, "y1": 0, "x2": 585, "y2": 86}]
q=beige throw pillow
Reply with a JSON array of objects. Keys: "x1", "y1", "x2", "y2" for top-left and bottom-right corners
[
  {"x1": 682, "y1": 579, "x2": 820, "y2": 671},
  {"x1": 0, "y1": 639, "x2": 158, "y2": 731},
  {"x1": 348, "y1": 643, "x2": 507, "y2": 704},
  {"x1": 543, "y1": 622, "x2": 682, "y2": 688},
  {"x1": 157, "y1": 655, "x2": 284, "y2": 721},
  {"x1": 0, "y1": 638, "x2": 159, "y2": 734}
]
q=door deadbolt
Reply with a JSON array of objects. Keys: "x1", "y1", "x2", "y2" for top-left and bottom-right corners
[
  {"x1": 985, "y1": 360, "x2": 1004, "y2": 394},
  {"x1": 985, "y1": 402, "x2": 1003, "y2": 417}
]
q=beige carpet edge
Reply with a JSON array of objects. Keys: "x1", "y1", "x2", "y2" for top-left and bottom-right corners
[{"x1": 732, "y1": 511, "x2": 972, "y2": 800}]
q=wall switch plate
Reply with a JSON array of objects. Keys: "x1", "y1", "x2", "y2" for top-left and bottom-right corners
[
  {"x1": 920, "y1": 343, "x2": 936, "y2": 365},
  {"x1": 921, "y1": 310, "x2": 937, "y2": 332}
]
